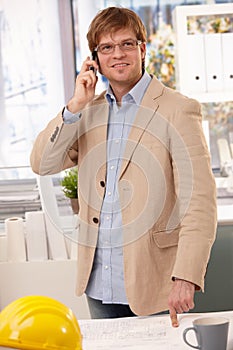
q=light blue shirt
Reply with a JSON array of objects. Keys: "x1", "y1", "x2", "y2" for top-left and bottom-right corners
[{"x1": 86, "y1": 72, "x2": 152, "y2": 304}]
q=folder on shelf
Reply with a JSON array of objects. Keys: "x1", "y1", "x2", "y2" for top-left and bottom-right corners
[
  {"x1": 221, "y1": 32, "x2": 233, "y2": 91},
  {"x1": 185, "y1": 34, "x2": 206, "y2": 93},
  {"x1": 204, "y1": 33, "x2": 223, "y2": 92}
]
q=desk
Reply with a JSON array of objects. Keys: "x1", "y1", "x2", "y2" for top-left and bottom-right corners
[{"x1": 79, "y1": 310, "x2": 233, "y2": 350}]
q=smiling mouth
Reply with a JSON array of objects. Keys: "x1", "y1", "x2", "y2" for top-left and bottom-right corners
[{"x1": 112, "y1": 63, "x2": 129, "y2": 68}]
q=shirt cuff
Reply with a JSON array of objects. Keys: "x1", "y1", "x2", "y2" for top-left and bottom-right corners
[{"x1": 62, "y1": 106, "x2": 82, "y2": 124}]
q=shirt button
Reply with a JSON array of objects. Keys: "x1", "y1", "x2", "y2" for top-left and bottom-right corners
[
  {"x1": 107, "y1": 191, "x2": 112, "y2": 196},
  {"x1": 104, "y1": 265, "x2": 109, "y2": 270},
  {"x1": 93, "y1": 217, "x2": 99, "y2": 224},
  {"x1": 115, "y1": 139, "x2": 120, "y2": 144},
  {"x1": 100, "y1": 180, "x2": 105, "y2": 187},
  {"x1": 110, "y1": 165, "x2": 115, "y2": 170}
]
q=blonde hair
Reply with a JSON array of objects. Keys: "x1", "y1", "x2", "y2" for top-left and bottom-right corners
[{"x1": 87, "y1": 7, "x2": 147, "y2": 52}]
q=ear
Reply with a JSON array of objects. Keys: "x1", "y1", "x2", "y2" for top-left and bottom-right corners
[{"x1": 140, "y1": 42, "x2": 146, "y2": 60}]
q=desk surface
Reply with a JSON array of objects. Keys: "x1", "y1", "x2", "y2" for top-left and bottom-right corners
[{"x1": 79, "y1": 310, "x2": 233, "y2": 350}]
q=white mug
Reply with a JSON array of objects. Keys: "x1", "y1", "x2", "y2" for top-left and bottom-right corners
[{"x1": 183, "y1": 317, "x2": 229, "y2": 350}]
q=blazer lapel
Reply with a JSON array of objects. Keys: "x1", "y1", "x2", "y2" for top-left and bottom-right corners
[{"x1": 119, "y1": 76, "x2": 165, "y2": 179}]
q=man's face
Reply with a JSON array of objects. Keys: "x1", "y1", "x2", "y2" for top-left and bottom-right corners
[{"x1": 96, "y1": 28, "x2": 146, "y2": 89}]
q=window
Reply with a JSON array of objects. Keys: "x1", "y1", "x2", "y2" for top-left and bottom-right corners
[
  {"x1": 0, "y1": 0, "x2": 69, "y2": 180},
  {"x1": 0, "y1": 0, "x2": 74, "y2": 228}
]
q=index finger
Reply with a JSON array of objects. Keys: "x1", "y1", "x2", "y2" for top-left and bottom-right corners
[
  {"x1": 169, "y1": 307, "x2": 179, "y2": 327},
  {"x1": 82, "y1": 57, "x2": 98, "y2": 73}
]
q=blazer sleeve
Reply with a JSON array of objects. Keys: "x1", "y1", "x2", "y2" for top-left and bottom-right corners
[
  {"x1": 168, "y1": 96, "x2": 217, "y2": 290},
  {"x1": 30, "y1": 111, "x2": 79, "y2": 175}
]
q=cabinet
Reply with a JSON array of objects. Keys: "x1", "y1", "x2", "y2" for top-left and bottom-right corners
[
  {"x1": 0, "y1": 259, "x2": 91, "y2": 319},
  {"x1": 173, "y1": 3, "x2": 233, "y2": 103}
]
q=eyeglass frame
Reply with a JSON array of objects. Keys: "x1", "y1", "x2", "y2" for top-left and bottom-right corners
[{"x1": 94, "y1": 39, "x2": 143, "y2": 55}]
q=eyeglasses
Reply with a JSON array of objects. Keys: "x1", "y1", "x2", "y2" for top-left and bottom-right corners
[{"x1": 94, "y1": 39, "x2": 142, "y2": 55}]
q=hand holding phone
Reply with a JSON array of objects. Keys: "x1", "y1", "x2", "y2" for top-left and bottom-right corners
[
  {"x1": 89, "y1": 51, "x2": 97, "y2": 75},
  {"x1": 66, "y1": 55, "x2": 98, "y2": 114},
  {"x1": 89, "y1": 65, "x2": 97, "y2": 74}
]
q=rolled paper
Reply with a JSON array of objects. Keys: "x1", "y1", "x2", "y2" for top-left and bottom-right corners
[
  {"x1": 25, "y1": 211, "x2": 48, "y2": 261},
  {"x1": 5, "y1": 217, "x2": 26, "y2": 262}
]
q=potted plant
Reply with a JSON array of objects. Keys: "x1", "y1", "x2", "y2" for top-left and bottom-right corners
[{"x1": 60, "y1": 167, "x2": 79, "y2": 214}]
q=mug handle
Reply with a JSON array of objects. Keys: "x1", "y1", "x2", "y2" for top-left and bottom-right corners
[{"x1": 183, "y1": 327, "x2": 201, "y2": 349}]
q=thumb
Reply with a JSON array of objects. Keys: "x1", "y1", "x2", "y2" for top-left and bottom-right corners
[{"x1": 169, "y1": 307, "x2": 179, "y2": 327}]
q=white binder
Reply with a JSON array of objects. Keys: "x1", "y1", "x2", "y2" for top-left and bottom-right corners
[
  {"x1": 186, "y1": 34, "x2": 206, "y2": 93},
  {"x1": 204, "y1": 33, "x2": 223, "y2": 92},
  {"x1": 221, "y1": 32, "x2": 233, "y2": 91}
]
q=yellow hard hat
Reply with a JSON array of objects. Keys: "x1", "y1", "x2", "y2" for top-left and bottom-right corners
[{"x1": 0, "y1": 295, "x2": 83, "y2": 350}]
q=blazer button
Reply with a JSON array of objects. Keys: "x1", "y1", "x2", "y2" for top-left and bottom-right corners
[
  {"x1": 100, "y1": 181, "x2": 105, "y2": 187},
  {"x1": 93, "y1": 217, "x2": 99, "y2": 224}
]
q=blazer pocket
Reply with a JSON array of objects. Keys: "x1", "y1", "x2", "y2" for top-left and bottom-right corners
[{"x1": 152, "y1": 227, "x2": 180, "y2": 248}]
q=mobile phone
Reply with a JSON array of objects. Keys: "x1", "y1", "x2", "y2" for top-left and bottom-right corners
[{"x1": 89, "y1": 51, "x2": 97, "y2": 74}]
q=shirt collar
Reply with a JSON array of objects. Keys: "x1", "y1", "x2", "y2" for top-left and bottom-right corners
[{"x1": 106, "y1": 71, "x2": 151, "y2": 105}]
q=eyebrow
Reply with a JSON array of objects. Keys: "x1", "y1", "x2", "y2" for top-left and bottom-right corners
[{"x1": 98, "y1": 37, "x2": 135, "y2": 45}]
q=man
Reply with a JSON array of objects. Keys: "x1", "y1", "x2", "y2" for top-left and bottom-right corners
[{"x1": 30, "y1": 7, "x2": 217, "y2": 326}]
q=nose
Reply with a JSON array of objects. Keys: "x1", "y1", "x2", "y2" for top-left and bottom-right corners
[{"x1": 113, "y1": 44, "x2": 126, "y2": 57}]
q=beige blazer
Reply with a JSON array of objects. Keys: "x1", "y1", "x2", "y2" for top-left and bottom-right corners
[{"x1": 30, "y1": 76, "x2": 217, "y2": 315}]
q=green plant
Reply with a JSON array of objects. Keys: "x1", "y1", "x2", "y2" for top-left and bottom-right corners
[{"x1": 60, "y1": 167, "x2": 78, "y2": 198}]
